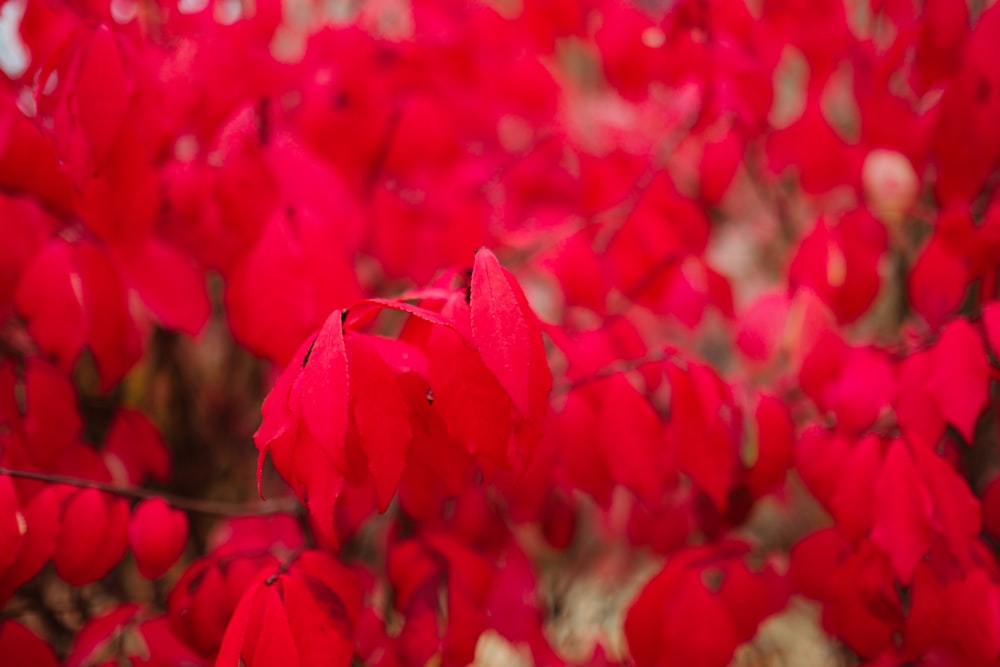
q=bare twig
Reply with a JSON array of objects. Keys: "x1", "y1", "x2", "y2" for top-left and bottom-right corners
[
  {"x1": 0, "y1": 467, "x2": 302, "y2": 517},
  {"x1": 553, "y1": 349, "x2": 678, "y2": 395}
]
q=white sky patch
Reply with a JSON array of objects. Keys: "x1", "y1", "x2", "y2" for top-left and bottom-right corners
[
  {"x1": 178, "y1": 0, "x2": 210, "y2": 14},
  {"x1": 0, "y1": 0, "x2": 28, "y2": 79}
]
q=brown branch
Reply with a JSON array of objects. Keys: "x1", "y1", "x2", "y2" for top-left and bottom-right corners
[{"x1": 0, "y1": 467, "x2": 302, "y2": 517}]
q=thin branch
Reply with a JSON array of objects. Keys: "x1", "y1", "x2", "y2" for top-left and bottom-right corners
[
  {"x1": 553, "y1": 349, "x2": 678, "y2": 395},
  {"x1": 509, "y1": 105, "x2": 699, "y2": 271},
  {"x1": 744, "y1": 144, "x2": 797, "y2": 245},
  {"x1": 0, "y1": 467, "x2": 302, "y2": 517}
]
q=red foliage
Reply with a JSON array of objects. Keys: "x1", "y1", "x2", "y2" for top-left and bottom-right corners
[{"x1": 1, "y1": 0, "x2": 1000, "y2": 664}]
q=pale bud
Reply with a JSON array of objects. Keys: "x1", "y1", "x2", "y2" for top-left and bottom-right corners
[{"x1": 862, "y1": 149, "x2": 919, "y2": 225}]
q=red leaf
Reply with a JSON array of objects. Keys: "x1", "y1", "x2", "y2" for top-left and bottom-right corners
[
  {"x1": 128, "y1": 498, "x2": 188, "y2": 579},
  {"x1": 21, "y1": 359, "x2": 82, "y2": 470},
  {"x1": 788, "y1": 211, "x2": 885, "y2": 324},
  {"x1": 347, "y1": 334, "x2": 411, "y2": 512},
  {"x1": 735, "y1": 291, "x2": 790, "y2": 363},
  {"x1": 824, "y1": 348, "x2": 894, "y2": 434},
  {"x1": 169, "y1": 554, "x2": 277, "y2": 656},
  {"x1": 471, "y1": 248, "x2": 534, "y2": 418},
  {"x1": 226, "y1": 211, "x2": 327, "y2": 365},
  {"x1": 625, "y1": 551, "x2": 740, "y2": 667},
  {"x1": 871, "y1": 441, "x2": 933, "y2": 583},
  {"x1": 54, "y1": 489, "x2": 129, "y2": 586},
  {"x1": 927, "y1": 318, "x2": 989, "y2": 442},
  {"x1": 596, "y1": 375, "x2": 666, "y2": 506},
  {"x1": 396, "y1": 372, "x2": 475, "y2": 521},
  {"x1": 0, "y1": 485, "x2": 63, "y2": 604},
  {"x1": 102, "y1": 408, "x2": 170, "y2": 485},
  {"x1": 136, "y1": 616, "x2": 207, "y2": 667},
  {"x1": 745, "y1": 395, "x2": 794, "y2": 498},
  {"x1": 64, "y1": 604, "x2": 141, "y2": 667},
  {"x1": 248, "y1": 587, "x2": 301, "y2": 666},
  {"x1": 539, "y1": 231, "x2": 610, "y2": 312},
  {"x1": 894, "y1": 351, "x2": 946, "y2": 450},
  {"x1": 768, "y1": 95, "x2": 861, "y2": 195},
  {"x1": 983, "y1": 301, "x2": 1000, "y2": 358},
  {"x1": 0, "y1": 195, "x2": 51, "y2": 311},
  {"x1": 300, "y1": 310, "x2": 350, "y2": 464},
  {"x1": 699, "y1": 128, "x2": 742, "y2": 205},
  {"x1": 14, "y1": 239, "x2": 86, "y2": 371},
  {"x1": 74, "y1": 26, "x2": 128, "y2": 170},
  {"x1": 281, "y1": 574, "x2": 354, "y2": 667},
  {"x1": 668, "y1": 364, "x2": 734, "y2": 509},
  {"x1": 117, "y1": 238, "x2": 210, "y2": 337},
  {"x1": 0, "y1": 477, "x2": 24, "y2": 577},
  {"x1": 828, "y1": 434, "x2": 882, "y2": 541},
  {"x1": 794, "y1": 426, "x2": 853, "y2": 511},
  {"x1": 216, "y1": 580, "x2": 266, "y2": 667},
  {"x1": 428, "y1": 327, "x2": 511, "y2": 468},
  {"x1": 75, "y1": 240, "x2": 142, "y2": 389},
  {"x1": 0, "y1": 621, "x2": 59, "y2": 667},
  {"x1": 227, "y1": 208, "x2": 360, "y2": 364},
  {"x1": 255, "y1": 338, "x2": 310, "y2": 473},
  {"x1": 789, "y1": 528, "x2": 849, "y2": 601},
  {"x1": 281, "y1": 553, "x2": 360, "y2": 667},
  {"x1": 908, "y1": 236, "x2": 969, "y2": 329},
  {"x1": 912, "y1": 444, "x2": 980, "y2": 563}
]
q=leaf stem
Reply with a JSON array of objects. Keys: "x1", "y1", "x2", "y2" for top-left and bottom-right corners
[{"x1": 0, "y1": 467, "x2": 302, "y2": 517}]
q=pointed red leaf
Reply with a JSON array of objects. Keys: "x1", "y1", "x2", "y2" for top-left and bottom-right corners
[
  {"x1": 21, "y1": 359, "x2": 82, "y2": 470},
  {"x1": 0, "y1": 485, "x2": 63, "y2": 604},
  {"x1": 14, "y1": 239, "x2": 86, "y2": 371},
  {"x1": 894, "y1": 350, "x2": 946, "y2": 450},
  {"x1": 347, "y1": 334, "x2": 411, "y2": 512},
  {"x1": 300, "y1": 310, "x2": 350, "y2": 462},
  {"x1": 216, "y1": 581, "x2": 265, "y2": 667},
  {"x1": 669, "y1": 364, "x2": 734, "y2": 509},
  {"x1": 745, "y1": 395, "x2": 794, "y2": 498},
  {"x1": 54, "y1": 489, "x2": 129, "y2": 586},
  {"x1": 129, "y1": 498, "x2": 188, "y2": 579},
  {"x1": 625, "y1": 552, "x2": 741, "y2": 667},
  {"x1": 471, "y1": 248, "x2": 534, "y2": 418},
  {"x1": 281, "y1": 575, "x2": 353, "y2": 666},
  {"x1": 74, "y1": 26, "x2": 128, "y2": 170},
  {"x1": 75, "y1": 241, "x2": 142, "y2": 389},
  {"x1": 871, "y1": 441, "x2": 933, "y2": 583},
  {"x1": 912, "y1": 444, "x2": 980, "y2": 563},
  {"x1": 828, "y1": 434, "x2": 882, "y2": 541},
  {"x1": 249, "y1": 587, "x2": 301, "y2": 666},
  {"x1": 908, "y1": 236, "x2": 969, "y2": 329},
  {"x1": 255, "y1": 337, "x2": 311, "y2": 471},
  {"x1": 103, "y1": 409, "x2": 170, "y2": 485},
  {"x1": 117, "y1": 238, "x2": 210, "y2": 337},
  {"x1": 927, "y1": 318, "x2": 988, "y2": 442},
  {"x1": 597, "y1": 375, "x2": 665, "y2": 506},
  {"x1": 825, "y1": 348, "x2": 894, "y2": 434},
  {"x1": 294, "y1": 438, "x2": 345, "y2": 549},
  {"x1": 428, "y1": 327, "x2": 511, "y2": 468}
]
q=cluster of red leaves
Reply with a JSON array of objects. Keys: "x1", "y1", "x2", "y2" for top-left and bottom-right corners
[
  {"x1": 2, "y1": 0, "x2": 1000, "y2": 665},
  {"x1": 256, "y1": 248, "x2": 551, "y2": 548}
]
